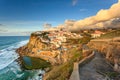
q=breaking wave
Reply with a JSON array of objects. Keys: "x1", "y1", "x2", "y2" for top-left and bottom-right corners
[{"x1": 0, "y1": 40, "x2": 29, "y2": 70}]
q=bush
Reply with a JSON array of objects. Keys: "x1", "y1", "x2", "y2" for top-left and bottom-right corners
[
  {"x1": 79, "y1": 36, "x2": 91, "y2": 44},
  {"x1": 22, "y1": 57, "x2": 51, "y2": 70}
]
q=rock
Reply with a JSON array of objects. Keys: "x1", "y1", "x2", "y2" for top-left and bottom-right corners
[{"x1": 16, "y1": 31, "x2": 73, "y2": 65}]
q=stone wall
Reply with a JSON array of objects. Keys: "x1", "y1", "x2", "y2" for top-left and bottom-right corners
[
  {"x1": 87, "y1": 39, "x2": 120, "y2": 72},
  {"x1": 69, "y1": 51, "x2": 95, "y2": 80}
]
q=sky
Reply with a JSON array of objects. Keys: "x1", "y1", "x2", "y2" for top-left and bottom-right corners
[{"x1": 0, "y1": 0, "x2": 118, "y2": 36}]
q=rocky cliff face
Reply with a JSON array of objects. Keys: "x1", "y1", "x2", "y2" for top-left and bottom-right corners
[
  {"x1": 88, "y1": 39, "x2": 120, "y2": 72},
  {"x1": 16, "y1": 30, "x2": 82, "y2": 65}
]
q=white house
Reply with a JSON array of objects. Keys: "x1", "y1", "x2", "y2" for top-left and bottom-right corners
[{"x1": 91, "y1": 34, "x2": 101, "y2": 38}]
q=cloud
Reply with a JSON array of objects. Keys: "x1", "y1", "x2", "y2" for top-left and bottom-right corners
[
  {"x1": 65, "y1": 0, "x2": 120, "y2": 31},
  {"x1": 0, "y1": 31, "x2": 33, "y2": 36},
  {"x1": 0, "y1": 20, "x2": 56, "y2": 26},
  {"x1": 55, "y1": 20, "x2": 76, "y2": 30},
  {"x1": 0, "y1": 24, "x2": 8, "y2": 32},
  {"x1": 0, "y1": 24, "x2": 5, "y2": 26},
  {"x1": 43, "y1": 23, "x2": 52, "y2": 30},
  {"x1": 0, "y1": 20, "x2": 56, "y2": 32},
  {"x1": 72, "y1": 0, "x2": 78, "y2": 6},
  {"x1": 80, "y1": 9, "x2": 87, "y2": 12},
  {"x1": 0, "y1": 29, "x2": 8, "y2": 32},
  {"x1": 89, "y1": 18, "x2": 120, "y2": 29},
  {"x1": 21, "y1": 31, "x2": 33, "y2": 36},
  {"x1": 64, "y1": 20, "x2": 76, "y2": 28},
  {"x1": 0, "y1": 32, "x2": 31, "y2": 36}
]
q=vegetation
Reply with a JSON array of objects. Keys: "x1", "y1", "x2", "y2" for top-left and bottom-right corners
[
  {"x1": 99, "y1": 29, "x2": 120, "y2": 39},
  {"x1": 79, "y1": 36, "x2": 91, "y2": 44},
  {"x1": 67, "y1": 38, "x2": 81, "y2": 44},
  {"x1": 31, "y1": 31, "x2": 49, "y2": 39},
  {"x1": 67, "y1": 36, "x2": 91, "y2": 44},
  {"x1": 81, "y1": 32, "x2": 91, "y2": 37},
  {"x1": 45, "y1": 48, "x2": 83, "y2": 80},
  {"x1": 106, "y1": 72, "x2": 119, "y2": 78},
  {"x1": 22, "y1": 57, "x2": 51, "y2": 70}
]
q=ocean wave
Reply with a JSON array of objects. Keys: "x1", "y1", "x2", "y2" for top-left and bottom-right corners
[{"x1": 0, "y1": 40, "x2": 29, "y2": 70}]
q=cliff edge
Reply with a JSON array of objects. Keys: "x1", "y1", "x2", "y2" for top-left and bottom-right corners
[{"x1": 16, "y1": 30, "x2": 83, "y2": 65}]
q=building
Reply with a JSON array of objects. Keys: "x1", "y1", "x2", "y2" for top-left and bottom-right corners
[{"x1": 91, "y1": 30, "x2": 105, "y2": 38}]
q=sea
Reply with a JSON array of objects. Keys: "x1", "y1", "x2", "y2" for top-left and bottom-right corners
[{"x1": 0, "y1": 36, "x2": 43, "y2": 80}]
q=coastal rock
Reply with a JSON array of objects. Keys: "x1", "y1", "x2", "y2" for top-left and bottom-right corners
[{"x1": 16, "y1": 30, "x2": 81, "y2": 65}]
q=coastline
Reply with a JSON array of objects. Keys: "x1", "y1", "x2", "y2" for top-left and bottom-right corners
[{"x1": 16, "y1": 30, "x2": 92, "y2": 80}]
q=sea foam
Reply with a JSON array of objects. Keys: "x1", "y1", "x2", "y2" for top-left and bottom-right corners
[{"x1": 0, "y1": 40, "x2": 29, "y2": 70}]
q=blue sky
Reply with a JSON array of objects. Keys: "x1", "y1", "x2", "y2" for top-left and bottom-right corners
[{"x1": 0, "y1": 0, "x2": 118, "y2": 36}]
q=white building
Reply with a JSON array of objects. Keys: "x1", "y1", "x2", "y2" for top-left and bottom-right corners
[{"x1": 91, "y1": 33, "x2": 101, "y2": 38}]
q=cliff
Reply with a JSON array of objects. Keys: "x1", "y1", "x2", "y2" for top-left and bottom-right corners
[
  {"x1": 17, "y1": 29, "x2": 120, "y2": 79},
  {"x1": 16, "y1": 30, "x2": 82, "y2": 65},
  {"x1": 16, "y1": 30, "x2": 92, "y2": 80}
]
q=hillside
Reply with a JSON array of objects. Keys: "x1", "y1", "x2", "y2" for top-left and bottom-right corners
[
  {"x1": 99, "y1": 29, "x2": 120, "y2": 39},
  {"x1": 16, "y1": 30, "x2": 92, "y2": 80}
]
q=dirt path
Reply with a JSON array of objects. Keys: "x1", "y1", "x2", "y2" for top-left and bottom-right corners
[{"x1": 79, "y1": 51, "x2": 113, "y2": 80}]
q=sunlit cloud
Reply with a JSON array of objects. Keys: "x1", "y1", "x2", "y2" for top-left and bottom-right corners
[{"x1": 66, "y1": 0, "x2": 120, "y2": 31}]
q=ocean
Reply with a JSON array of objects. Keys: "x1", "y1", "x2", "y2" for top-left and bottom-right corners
[{"x1": 0, "y1": 36, "x2": 42, "y2": 80}]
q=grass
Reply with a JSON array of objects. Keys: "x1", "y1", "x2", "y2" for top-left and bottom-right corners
[
  {"x1": 99, "y1": 29, "x2": 120, "y2": 39},
  {"x1": 45, "y1": 48, "x2": 83, "y2": 80},
  {"x1": 67, "y1": 36, "x2": 91, "y2": 44},
  {"x1": 106, "y1": 72, "x2": 119, "y2": 78},
  {"x1": 22, "y1": 57, "x2": 51, "y2": 70},
  {"x1": 78, "y1": 36, "x2": 91, "y2": 44}
]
